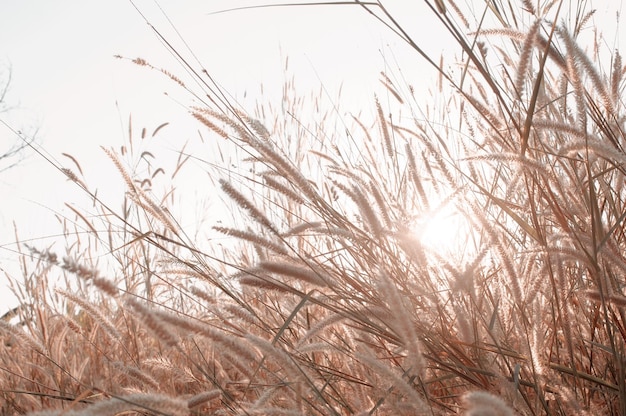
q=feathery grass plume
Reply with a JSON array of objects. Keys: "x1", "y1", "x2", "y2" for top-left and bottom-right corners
[
  {"x1": 295, "y1": 312, "x2": 347, "y2": 349},
  {"x1": 245, "y1": 334, "x2": 307, "y2": 410},
  {"x1": 187, "y1": 390, "x2": 222, "y2": 409},
  {"x1": 192, "y1": 111, "x2": 230, "y2": 139},
  {"x1": 465, "y1": 94, "x2": 504, "y2": 132},
  {"x1": 238, "y1": 273, "x2": 293, "y2": 294},
  {"x1": 366, "y1": 179, "x2": 393, "y2": 229},
  {"x1": 452, "y1": 300, "x2": 474, "y2": 344},
  {"x1": 125, "y1": 298, "x2": 179, "y2": 347},
  {"x1": 433, "y1": 0, "x2": 446, "y2": 14},
  {"x1": 531, "y1": 119, "x2": 587, "y2": 138},
  {"x1": 61, "y1": 168, "x2": 88, "y2": 189},
  {"x1": 522, "y1": 0, "x2": 536, "y2": 15},
  {"x1": 554, "y1": 387, "x2": 595, "y2": 416},
  {"x1": 122, "y1": 55, "x2": 186, "y2": 88},
  {"x1": 528, "y1": 298, "x2": 546, "y2": 378},
  {"x1": 611, "y1": 50, "x2": 622, "y2": 104},
  {"x1": 477, "y1": 27, "x2": 526, "y2": 42},
  {"x1": 356, "y1": 351, "x2": 427, "y2": 413},
  {"x1": 144, "y1": 356, "x2": 197, "y2": 384},
  {"x1": 125, "y1": 189, "x2": 180, "y2": 236},
  {"x1": 565, "y1": 30, "x2": 614, "y2": 114},
  {"x1": 262, "y1": 173, "x2": 306, "y2": 205},
  {"x1": 194, "y1": 107, "x2": 257, "y2": 145},
  {"x1": 398, "y1": 124, "x2": 456, "y2": 188},
  {"x1": 516, "y1": 19, "x2": 542, "y2": 98},
  {"x1": 91, "y1": 277, "x2": 119, "y2": 297},
  {"x1": 101, "y1": 146, "x2": 136, "y2": 192},
  {"x1": 281, "y1": 221, "x2": 322, "y2": 237},
  {"x1": 376, "y1": 270, "x2": 424, "y2": 377},
  {"x1": 462, "y1": 391, "x2": 514, "y2": 416},
  {"x1": 61, "y1": 255, "x2": 100, "y2": 281},
  {"x1": 558, "y1": 135, "x2": 626, "y2": 165},
  {"x1": 471, "y1": 202, "x2": 524, "y2": 307},
  {"x1": 223, "y1": 303, "x2": 258, "y2": 326},
  {"x1": 463, "y1": 153, "x2": 552, "y2": 184},
  {"x1": 248, "y1": 131, "x2": 321, "y2": 200},
  {"x1": 447, "y1": 0, "x2": 469, "y2": 28},
  {"x1": 379, "y1": 71, "x2": 404, "y2": 104},
  {"x1": 56, "y1": 289, "x2": 121, "y2": 341},
  {"x1": 404, "y1": 142, "x2": 430, "y2": 210},
  {"x1": 259, "y1": 260, "x2": 329, "y2": 287},
  {"x1": 214, "y1": 226, "x2": 288, "y2": 255},
  {"x1": 249, "y1": 386, "x2": 286, "y2": 411},
  {"x1": 42, "y1": 393, "x2": 189, "y2": 416},
  {"x1": 201, "y1": 326, "x2": 260, "y2": 365},
  {"x1": 351, "y1": 184, "x2": 384, "y2": 237},
  {"x1": 584, "y1": 290, "x2": 626, "y2": 307},
  {"x1": 24, "y1": 244, "x2": 60, "y2": 265},
  {"x1": 576, "y1": 9, "x2": 597, "y2": 36},
  {"x1": 219, "y1": 178, "x2": 279, "y2": 234},
  {"x1": 188, "y1": 285, "x2": 218, "y2": 305},
  {"x1": 238, "y1": 113, "x2": 271, "y2": 140},
  {"x1": 65, "y1": 202, "x2": 98, "y2": 236},
  {"x1": 111, "y1": 361, "x2": 160, "y2": 390},
  {"x1": 558, "y1": 26, "x2": 588, "y2": 131},
  {"x1": 0, "y1": 320, "x2": 48, "y2": 355},
  {"x1": 148, "y1": 305, "x2": 214, "y2": 336}
]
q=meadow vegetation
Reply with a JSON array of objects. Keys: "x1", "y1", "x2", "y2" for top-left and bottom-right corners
[{"x1": 2, "y1": 0, "x2": 626, "y2": 414}]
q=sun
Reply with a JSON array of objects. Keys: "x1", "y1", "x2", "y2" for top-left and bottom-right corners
[{"x1": 412, "y1": 199, "x2": 475, "y2": 259}]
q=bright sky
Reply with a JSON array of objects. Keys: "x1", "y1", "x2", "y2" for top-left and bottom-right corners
[
  {"x1": 0, "y1": 1, "x2": 623, "y2": 315},
  {"x1": 0, "y1": 1, "x2": 449, "y2": 314}
]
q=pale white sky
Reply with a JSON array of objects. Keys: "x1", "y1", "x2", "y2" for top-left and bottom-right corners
[
  {"x1": 0, "y1": 1, "x2": 623, "y2": 314},
  {"x1": 0, "y1": 1, "x2": 448, "y2": 314}
]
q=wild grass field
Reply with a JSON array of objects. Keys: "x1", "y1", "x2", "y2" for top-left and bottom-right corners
[{"x1": 2, "y1": 0, "x2": 626, "y2": 414}]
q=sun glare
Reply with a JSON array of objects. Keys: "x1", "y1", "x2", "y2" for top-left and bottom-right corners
[{"x1": 413, "y1": 200, "x2": 474, "y2": 258}]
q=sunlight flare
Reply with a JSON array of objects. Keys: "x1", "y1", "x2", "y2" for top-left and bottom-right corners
[{"x1": 413, "y1": 199, "x2": 474, "y2": 257}]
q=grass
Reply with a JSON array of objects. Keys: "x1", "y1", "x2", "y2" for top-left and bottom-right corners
[{"x1": 2, "y1": 0, "x2": 626, "y2": 414}]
